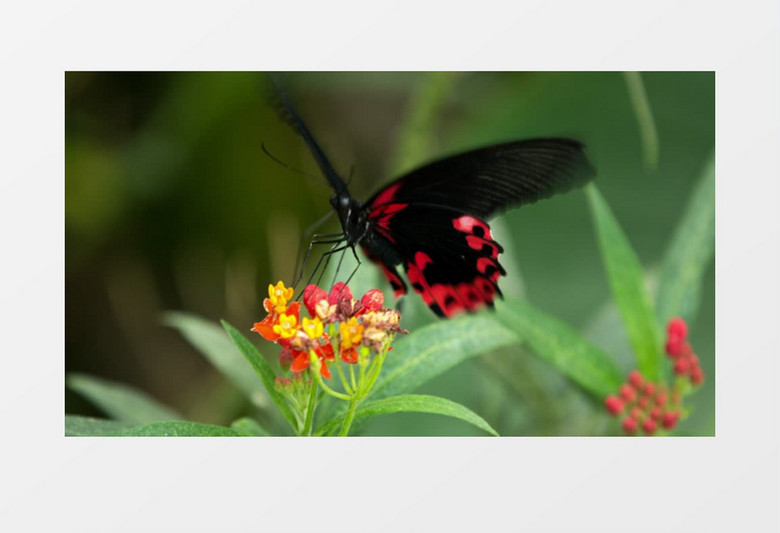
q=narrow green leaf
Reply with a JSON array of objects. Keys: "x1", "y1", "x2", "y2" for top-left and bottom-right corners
[
  {"x1": 163, "y1": 311, "x2": 266, "y2": 406},
  {"x1": 656, "y1": 153, "x2": 715, "y2": 325},
  {"x1": 496, "y1": 299, "x2": 624, "y2": 399},
  {"x1": 586, "y1": 184, "x2": 663, "y2": 380},
  {"x1": 623, "y1": 72, "x2": 659, "y2": 171},
  {"x1": 65, "y1": 415, "x2": 135, "y2": 436},
  {"x1": 317, "y1": 394, "x2": 499, "y2": 436},
  {"x1": 65, "y1": 416, "x2": 240, "y2": 436},
  {"x1": 116, "y1": 421, "x2": 241, "y2": 437},
  {"x1": 66, "y1": 373, "x2": 180, "y2": 424},
  {"x1": 372, "y1": 313, "x2": 518, "y2": 399},
  {"x1": 230, "y1": 417, "x2": 270, "y2": 436},
  {"x1": 220, "y1": 320, "x2": 297, "y2": 430}
]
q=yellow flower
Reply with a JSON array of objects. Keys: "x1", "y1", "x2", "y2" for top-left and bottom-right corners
[
  {"x1": 339, "y1": 317, "x2": 364, "y2": 350},
  {"x1": 302, "y1": 316, "x2": 324, "y2": 340},
  {"x1": 268, "y1": 281, "x2": 294, "y2": 314},
  {"x1": 272, "y1": 313, "x2": 298, "y2": 339}
]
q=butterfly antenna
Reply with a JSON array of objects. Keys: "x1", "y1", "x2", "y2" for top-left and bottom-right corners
[
  {"x1": 261, "y1": 142, "x2": 328, "y2": 187},
  {"x1": 269, "y1": 75, "x2": 350, "y2": 196}
]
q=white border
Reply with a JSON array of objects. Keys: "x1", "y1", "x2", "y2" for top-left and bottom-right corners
[{"x1": 1, "y1": 1, "x2": 778, "y2": 531}]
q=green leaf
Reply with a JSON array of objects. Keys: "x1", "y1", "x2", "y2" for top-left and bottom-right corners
[
  {"x1": 65, "y1": 415, "x2": 135, "y2": 436},
  {"x1": 230, "y1": 417, "x2": 270, "y2": 436},
  {"x1": 656, "y1": 153, "x2": 715, "y2": 325},
  {"x1": 496, "y1": 299, "x2": 624, "y2": 399},
  {"x1": 163, "y1": 311, "x2": 266, "y2": 406},
  {"x1": 220, "y1": 320, "x2": 297, "y2": 430},
  {"x1": 623, "y1": 72, "x2": 659, "y2": 171},
  {"x1": 116, "y1": 421, "x2": 241, "y2": 437},
  {"x1": 317, "y1": 394, "x2": 499, "y2": 436},
  {"x1": 65, "y1": 416, "x2": 241, "y2": 436},
  {"x1": 66, "y1": 373, "x2": 180, "y2": 424},
  {"x1": 586, "y1": 184, "x2": 663, "y2": 380},
  {"x1": 372, "y1": 313, "x2": 518, "y2": 399}
]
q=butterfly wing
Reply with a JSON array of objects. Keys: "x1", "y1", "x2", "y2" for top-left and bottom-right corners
[
  {"x1": 362, "y1": 138, "x2": 594, "y2": 317},
  {"x1": 364, "y1": 204, "x2": 505, "y2": 317},
  {"x1": 367, "y1": 138, "x2": 594, "y2": 217}
]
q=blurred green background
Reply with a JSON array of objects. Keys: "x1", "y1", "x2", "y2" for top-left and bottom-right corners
[{"x1": 65, "y1": 72, "x2": 714, "y2": 435}]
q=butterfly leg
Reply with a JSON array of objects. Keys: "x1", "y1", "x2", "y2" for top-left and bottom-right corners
[
  {"x1": 331, "y1": 246, "x2": 363, "y2": 299},
  {"x1": 304, "y1": 241, "x2": 350, "y2": 292},
  {"x1": 291, "y1": 210, "x2": 337, "y2": 281},
  {"x1": 292, "y1": 233, "x2": 347, "y2": 290}
]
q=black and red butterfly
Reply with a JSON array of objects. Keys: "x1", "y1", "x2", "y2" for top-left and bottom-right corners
[{"x1": 274, "y1": 84, "x2": 595, "y2": 318}]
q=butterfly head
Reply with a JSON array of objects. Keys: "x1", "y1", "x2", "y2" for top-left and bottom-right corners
[{"x1": 331, "y1": 192, "x2": 367, "y2": 246}]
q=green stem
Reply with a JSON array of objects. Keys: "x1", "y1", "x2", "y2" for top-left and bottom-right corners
[
  {"x1": 314, "y1": 370, "x2": 352, "y2": 401},
  {"x1": 335, "y1": 356, "x2": 352, "y2": 395},
  {"x1": 362, "y1": 351, "x2": 387, "y2": 396},
  {"x1": 350, "y1": 363, "x2": 357, "y2": 391},
  {"x1": 339, "y1": 398, "x2": 360, "y2": 437},
  {"x1": 302, "y1": 381, "x2": 318, "y2": 436}
]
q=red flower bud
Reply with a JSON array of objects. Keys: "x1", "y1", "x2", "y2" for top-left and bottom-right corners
[
  {"x1": 605, "y1": 395, "x2": 625, "y2": 415},
  {"x1": 630, "y1": 407, "x2": 644, "y2": 420},
  {"x1": 619, "y1": 384, "x2": 637, "y2": 403},
  {"x1": 278, "y1": 346, "x2": 294, "y2": 371},
  {"x1": 665, "y1": 337, "x2": 687, "y2": 358},
  {"x1": 638, "y1": 396, "x2": 650, "y2": 409},
  {"x1": 654, "y1": 392, "x2": 668, "y2": 407},
  {"x1": 361, "y1": 288, "x2": 385, "y2": 312},
  {"x1": 690, "y1": 366, "x2": 705, "y2": 385},
  {"x1": 341, "y1": 346, "x2": 359, "y2": 364},
  {"x1": 674, "y1": 358, "x2": 690, "y2": 376},
  {"x1": 622, "y1": 417, "x2": 638, "y2": 435},
  {"x1": 667, "y1": 317, "x2": 688, "y2": 341},
  {"x1": 642, "y1": 382, "x2": 656, "y2": 397},
  {"x1": 650, "y1": 406, "x2": 662, "y2": 421},
  {"x1": 303, "y1": 284, "x2": 327, "y2": 317},
  {"x1": 661, "y1": 410, "x2": 679, "y2": 430},
  {"x1": 628, "y1": 370, "x2": 644, "y2": 389},
  {"x1": 642, "y1": 417, "x2": 657, "y2": 435},
  {"x1": 328, "y1": 282, "x2": 353, "y2": 305}
]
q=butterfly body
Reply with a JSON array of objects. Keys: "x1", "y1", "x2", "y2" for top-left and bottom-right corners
[{"x1": 274, "y1": 85, "x2": 594, "y2": 318}]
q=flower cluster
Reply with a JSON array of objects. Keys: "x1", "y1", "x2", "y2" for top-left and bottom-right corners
[
  {"x1": 665, "y1": 317, "x2": 704, "y2": 385},
  {"x1": 302, "y1": 282, "x2": 405, "y2": 363},
  {"x1": 251, "y1": 281, "x2": 335, "y2": 378},
  {"x1": 604, "y1": 317, "x2": 705, "y2": 435},
  {"x1": 604, "y1": 370, "x2": 682, "y2": 435},
  {"x1": 252, "y1": 281, "x2": 405, "y2": 380}
]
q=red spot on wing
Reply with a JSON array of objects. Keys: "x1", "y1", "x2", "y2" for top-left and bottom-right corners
[
  {"x1": 369, "y1": 202, "x2": 408, "y2": 244},
  {"x1": 453, "y1": 215, "x2": 501, "y2": 260},
  {"x1": 405, "y1": 250, "x2": 500, "y2": 318},
  {"x1": 453, "y1": 215, "x2": 491, "y2": 237},
  {"x1": 371, "y1": 182, "x2": 402, "y2": 208},
  {"x1": 380, "y1": 263, "x2": 406, "y2": 298}
]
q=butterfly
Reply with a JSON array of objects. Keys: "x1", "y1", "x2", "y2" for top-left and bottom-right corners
[{"x1": 273, "y1": 83, "x2": 595, "y2": 318}]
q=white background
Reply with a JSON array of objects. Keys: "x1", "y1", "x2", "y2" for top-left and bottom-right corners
[{"x1": 1, "y1": 1, "x2": 778, "y2": 531}]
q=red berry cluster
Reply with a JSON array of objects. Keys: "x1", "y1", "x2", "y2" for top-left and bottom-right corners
[
  {"x1": 604, "y1": 370, "x2": 681, "y2": 435},
  {"x1": 604, "y1": 317, "x2": 705, "y2": 435},
  {"x1": 665, "y1": 317, "x2": 704, "y2": 385}
]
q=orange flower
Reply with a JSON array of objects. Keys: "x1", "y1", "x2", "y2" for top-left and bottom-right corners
[
  {"x1": 251, "y1": 314, "x2": 280, "y2": 342},
  {"x1": 302, "y1": 316, "x2": 324, "y2": 340},
  {"x1": 290, "y1": 343, "x2": 334, "y2": 379},
  {"x1": 273, "y1": 313, "x2": 298, "y2": 339},
  {"x1": 341, "y1": 346, "x2": 359, "y2": 364},
  {"x1": 267, "y1": 281, "x2": 294, "y2": 314},
  {"x1": 339, "y1": 317, "x2": 364, "y2": 350}
]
